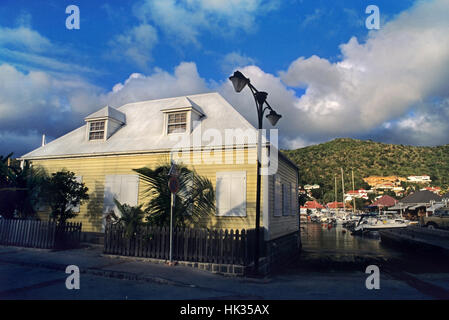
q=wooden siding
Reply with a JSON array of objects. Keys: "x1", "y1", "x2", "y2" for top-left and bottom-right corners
[
  {"x1": 267, "y1": 155, "x2": 299, "y2": 240},
  {"x1": 31, "y1": 148, "x2": 260, "y2": 232}
]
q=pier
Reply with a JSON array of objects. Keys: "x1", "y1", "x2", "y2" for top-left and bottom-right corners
[{"x1": 379, "y1": 226, "x2": 449, "y2": 256}]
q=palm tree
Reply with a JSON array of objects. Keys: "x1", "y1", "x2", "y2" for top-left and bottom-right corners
[
  {"x1": 0, "y1": 155, "x2": 47, "y2": 219},
  {"x1": 133, "y1": 164, "x2": 215, "y2": 228},
  {"x1": 13, "y1": 162, "x2": 48, "y2": 219},
  {"x1": 0, "y1": 153, "x2": 14, "y2": 187},
  {"x1": 109, "y1": 198, "x2": 145, "y2": 238}
]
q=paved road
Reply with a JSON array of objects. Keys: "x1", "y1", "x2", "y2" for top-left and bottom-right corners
[{"x1": 0, "y1": 245, "x2": 447, "y2": 300}]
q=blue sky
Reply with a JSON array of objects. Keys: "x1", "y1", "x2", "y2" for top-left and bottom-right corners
[{"x1": 1, "y1": 0, "x2": 448, "y2": 156}]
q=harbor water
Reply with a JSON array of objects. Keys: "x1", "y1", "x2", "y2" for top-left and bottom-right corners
[
  {"x1": 301, "y1": 223, "x2": 396, "y2": 258},
  {"x1": 293, "y1": 222, "x2": 449, "y2": 273}
]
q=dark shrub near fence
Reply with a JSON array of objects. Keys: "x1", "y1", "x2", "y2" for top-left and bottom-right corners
[
  {"x1": 0, "y1": 219, "x2": 82, "y2": 249},
  {"x1": 104, "y1": 223, "x2": 264, "y2": 266}
]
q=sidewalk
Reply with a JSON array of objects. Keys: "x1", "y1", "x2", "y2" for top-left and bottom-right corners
[
  {"x1": 0, "y1": 244, "x2": 447, "y2": 299},
  {"x1": 0, "y1": 244, "x2": 272, "y2": 296}
]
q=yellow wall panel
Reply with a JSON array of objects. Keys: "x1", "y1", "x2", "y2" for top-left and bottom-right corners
[{"x1": 31, "y1": 149, "x2": 261, "y2": 233}]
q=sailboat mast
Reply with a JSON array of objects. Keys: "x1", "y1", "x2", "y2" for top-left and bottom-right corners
[
  {"x1": 341, "y1": 168, "x2": 345, "y2": 212},
  {"x1": 334, "y1": 174, "x2": 338, "y2": 214},
  {"x1": 334, "y1": 175, "x2": 337, "y2": 203},
  {"x1": 352, "y1": 169, "x2": 356, "y2": 213}
]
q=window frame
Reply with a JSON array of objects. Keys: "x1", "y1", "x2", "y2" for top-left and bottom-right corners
[
  {"x1": 88, "y1": 120, "x2": 106, "y2": 141},
  {"x1": 282, "y1": 183, "x2": 290, "y2": 216},
  {"x1": 166, "y1": 111, "x2": 188, "y2": 134}
]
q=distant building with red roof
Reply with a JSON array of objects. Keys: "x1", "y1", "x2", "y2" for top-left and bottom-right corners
[
  {"x1": 327, "y1": 201, "x2": 346, "y2": 209},
  {"x1": 370, "y1": 195, "x2": 398, "y2": 208},
  {"x1": 421, "y1": 186, "x2": 441, "y2": 194},
  {"x1": 345, "y1": 189, "x2": 369, "y2": 200},
  {"x1": 304, "y1": 201, "x2": 324, "y2": 210},
  {"x1": 327, "y1": 201, "x2": 353, "y2": 209}
]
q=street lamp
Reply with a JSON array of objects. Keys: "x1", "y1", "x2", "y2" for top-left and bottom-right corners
[{"x1": 228, "y1": 70, "x2": 282, "y2": 274}]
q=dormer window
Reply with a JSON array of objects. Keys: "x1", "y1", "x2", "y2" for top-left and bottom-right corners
[
  {"x1": 89, "y1": 121, "x2": 105, "y2": 140},
  {"x1": 84, "y1": 106, "x2": 126, "y2": 142},
  {"x1": 161, "y1": 102, "x2": 205, "y2": 136},
  {"x1": 167, "y1": 112, "x2": 187, "y2": 134}
]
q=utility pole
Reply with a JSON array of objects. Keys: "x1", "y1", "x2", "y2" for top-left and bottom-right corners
[
  {"x1": 168, "y1": 160, "x2": 179, "y2": 266},
  {"x1": 341, "y1": 168, "x2": 345, "y2": 212},
  {"x1": 352, "y1": 169, "x2": 356, "y2": 213},
  {"x1": 170, "y1": 192, "x2": 174, "y2": 262},
  {"x1": 229, "y1": 70, "x2": 282, "y2": 275}
]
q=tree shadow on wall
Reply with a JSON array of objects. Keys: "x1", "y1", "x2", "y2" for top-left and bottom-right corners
[{"x1": 85, "y1": 180, "x2": 104, "y2": 230}]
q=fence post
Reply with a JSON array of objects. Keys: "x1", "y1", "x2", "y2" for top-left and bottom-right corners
[{"x1": 242, "y1": 229, "x2": 248, "y2": 265}]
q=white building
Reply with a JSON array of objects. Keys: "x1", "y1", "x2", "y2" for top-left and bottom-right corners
[
  {"x1": 407, "y1": 175, "x2": 431, "y2": 183},
  {"x1": 304, "y1": 184, "x2": 320, "y2": 190}
]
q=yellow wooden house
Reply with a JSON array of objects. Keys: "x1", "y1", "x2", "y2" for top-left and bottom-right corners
[{"x1": 20, "y1": 93, "x2": 299, "y2": 243}]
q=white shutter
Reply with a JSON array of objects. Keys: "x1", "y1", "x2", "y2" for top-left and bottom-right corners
[
  {"x1": 291, "y1": 182, "x2": 297, "y2": 215},
  {"x1": 230, "y1": 171, "x2": 246, "y2": 217},
  {"x1": 120, "y1": 175, "x2": 139, "y2": 206},
  {"x1": 274, "y1": 175, "x2": 282, "y2": 216},
  {"x1": 216, "y1": 171, "x2": 246, "y2": 217},
  {"x1": 216, "y1": 172, "x2": 231, "y2": 216},
  {"x1": 104, "y1": 175, "x2": 139, "y2": 216},
  {"x1": 282, "y1": 184, "x2": 289, "y2": 216},
  {"x1": 104, "y1": 175, "x2": 120, "y2": 215}
]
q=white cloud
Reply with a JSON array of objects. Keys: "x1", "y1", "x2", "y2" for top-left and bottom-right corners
[
  {"x1": 221, "y1": 52, "x2": 255, "y2": 74},
  {"x1": 277, "y1": 0, "x2": 449, "y2": 143},
  {"x1": 216, "y1": 0, "x2": 449, "y2": 147},
  {"x1": 15, "y1": 12, "x2": 33, "y2": 28},
  {"x1": 106, "y1": 62, "x2": 209, "y2": 107},
  {"x1": 0, "y1": 61, "x2": 211, "y2": 156},
  {"x1": 0, "y1": 26, "x2": 51, "y2": 52},
  {"x1": 376, "y1": 99, "x2": 449, "y2": 146},
  {"x1": 136, "y1": 0, "x2": 280, "y2": 44},
  {"x1": 110, "y1": 24, "x2": 158, "y2": 69},
  {"x1": 0, "y1": 63, "x2": 103, "y2": 156},
  {"x1": 0, "y1": 48, "x2": 96, "y2": 74},
  {"x1": 0, "y1": 25, "x2": 97, "y2": 77},
  {"x1": 4, "y1": 0, "x2": 449, "y2": 156},
  {"x1": 218, "y1": 65, "x2": 298, "y2": 132}
]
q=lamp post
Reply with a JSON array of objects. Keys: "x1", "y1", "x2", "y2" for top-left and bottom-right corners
[{"x1": 228, "y1": 70, "x2": 282, "y2": 274}]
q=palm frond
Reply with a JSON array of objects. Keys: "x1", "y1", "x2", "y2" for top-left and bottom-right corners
[{"x1": 133, "y1": 164, "x2": 215, "y2": 228}]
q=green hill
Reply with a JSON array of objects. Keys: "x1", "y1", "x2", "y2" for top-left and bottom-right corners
[{"x1": 282, "y1": 138, "x2": 449, "y2": 203}]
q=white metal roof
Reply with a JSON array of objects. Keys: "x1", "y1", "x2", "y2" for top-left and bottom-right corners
[
  {"x1": 85, "y1": 105, "x2": 126, "y2": 124},
  {"x1": 20, "y1": 92, "x2": 259, "y2": 159}
]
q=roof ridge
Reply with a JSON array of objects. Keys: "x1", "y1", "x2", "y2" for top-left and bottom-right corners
[{"x1": 116, "y1": 91, "x2": 217, "y2": 109}]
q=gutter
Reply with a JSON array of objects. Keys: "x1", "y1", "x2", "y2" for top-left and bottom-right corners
[{"x1": 18, "y1": 143, "x2": 271, "y2": 161}]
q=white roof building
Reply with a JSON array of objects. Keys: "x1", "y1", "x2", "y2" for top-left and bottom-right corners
[
  {"x1": 21, "y1": 92, "x2": 261, "y2": 160},
  {"x1": 407, "y1": 175, "x2": 431, "y2": 183}
]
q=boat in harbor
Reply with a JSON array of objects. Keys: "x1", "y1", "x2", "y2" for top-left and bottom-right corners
[{"x1": 349, "y1": 213, "x2": 410, "y2": 234}]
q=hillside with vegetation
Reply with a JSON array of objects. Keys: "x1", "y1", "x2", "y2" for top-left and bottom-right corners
[{"x1": 282, "y1": 138, "x2": 449, "y2": 203}]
